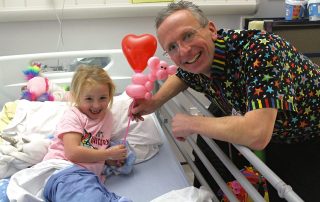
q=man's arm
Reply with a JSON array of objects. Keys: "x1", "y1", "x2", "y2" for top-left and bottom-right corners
[
  {"x1": 172, "y1": 108, "x2": 277, "y2": 150},
  {"x1": 131, "y1": 74, "x2": 188, "y2": 117},
  {"x1": 153, "y1": 75, "x2": 188, "y2": 106}
]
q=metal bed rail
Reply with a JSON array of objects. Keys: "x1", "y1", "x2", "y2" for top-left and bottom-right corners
[{"x1": 155, "y1": 81, "x2": 304, "y2": 202}]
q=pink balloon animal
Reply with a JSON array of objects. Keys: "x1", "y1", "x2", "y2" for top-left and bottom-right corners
[{"x1": 126, "y1": 56, "x2": 177, "y2": 100}]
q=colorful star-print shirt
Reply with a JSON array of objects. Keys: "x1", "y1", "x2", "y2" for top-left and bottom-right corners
[{"x1": 176, "y1": 29, "x2": 320, "y2": 143}]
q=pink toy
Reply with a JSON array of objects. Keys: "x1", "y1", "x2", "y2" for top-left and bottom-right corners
[
  {"x1": 125, "y1": 56, "x2": 177, "y2": 100},
  {"x1": 121, "y1": 33, "x2": 177, "y2": 146},
  {"x1": 21, "y1": 64, "x2": 68, "y2": 102}
]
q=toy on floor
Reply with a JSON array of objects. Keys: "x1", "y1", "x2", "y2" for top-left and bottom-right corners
[{"x1": 219, "y1": 166, "x2": 269, "y2": 202}]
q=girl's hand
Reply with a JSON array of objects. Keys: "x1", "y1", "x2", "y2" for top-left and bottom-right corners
[
  {"x1": 105, "y1": 159, "x2": 125, "y2": 167},
  {"x1": 106, "y1": 144, "x2": 127, "y2": 161}
]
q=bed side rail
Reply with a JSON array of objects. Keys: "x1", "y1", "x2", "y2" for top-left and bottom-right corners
[{"x1": 155, "y1": 82, "x2": 304, "y2": 202}]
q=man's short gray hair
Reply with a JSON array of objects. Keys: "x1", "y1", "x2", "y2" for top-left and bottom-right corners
[{"x1": 155, "y1": 1, "x2": 209, "y2": 29}]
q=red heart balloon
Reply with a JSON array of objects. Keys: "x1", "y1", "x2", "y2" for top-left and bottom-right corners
[{"x1": 122, "y1": 34, "x2": 157, "y2": 73}]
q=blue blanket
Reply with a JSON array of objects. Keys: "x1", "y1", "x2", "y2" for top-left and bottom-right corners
[
  {"x1": 0, "y1": 178, "x2": 9, "y2": 202},
  {"x1": 104, "y1": 140, "x2": 136, "y2": 176},
  {"x1": 43, "y1": 165, "x2": 132, "y2": 202}
]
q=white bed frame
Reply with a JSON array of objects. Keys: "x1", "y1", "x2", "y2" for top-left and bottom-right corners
[
  {"x1": 0, "y1": 49, "x2": 131, "y2": 107},
  {"x1": 155, "y1": 82, "x2": 305, "y2": 202}
]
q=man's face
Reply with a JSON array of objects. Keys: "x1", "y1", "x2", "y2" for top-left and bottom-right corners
[{"x1": 157, "y1": 10, "x2": 217, "y2": 76}]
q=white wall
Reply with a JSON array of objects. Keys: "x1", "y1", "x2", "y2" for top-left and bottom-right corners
[
  {"x1": 0, "y1": 0, "x2": 285, "y2": 57},
  {"x1": 0, "y1": 0, "x2": 284, "y2": 55},
  {"x1": 0, "y1": 16, "x2": 243, "y2": 57},
  {"x1": 0, "y1": 17, "x2": 151, "y2": 56},
  {"x1": 254, "y1": 0, "x2": 285, "y2": 18}
]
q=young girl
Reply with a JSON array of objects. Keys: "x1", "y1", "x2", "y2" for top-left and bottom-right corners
[
  {"x1": 43, "y1": 65, "x2": 127, "y2": 178},
  {"x1": 6, "y1": 65, "x2": 132, "y2": 202},
  {"x1": 42, "y1": 65, "x2": 131, "y2": 201}
]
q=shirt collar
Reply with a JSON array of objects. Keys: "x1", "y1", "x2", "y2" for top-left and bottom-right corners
[{"x1": 210, "y1": 34, "x2": 227, "y2": 80}]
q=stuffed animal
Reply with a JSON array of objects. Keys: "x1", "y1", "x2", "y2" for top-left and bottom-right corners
[{"x1": 21, "y1": 63, "x2": 69, "y2": 102}]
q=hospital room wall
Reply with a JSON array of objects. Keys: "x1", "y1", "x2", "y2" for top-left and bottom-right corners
[
  {"x1": 0, "y1": 0, "x2": 284, "y2": 57},
  {"x1": 0, "y1": 16, "x2": 240, "y2": 58}
]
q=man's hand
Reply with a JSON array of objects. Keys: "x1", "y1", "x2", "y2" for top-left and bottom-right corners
[
  {"x1": 171, "y1": 113, "x2": 195, "y2": 140},
  {"x1": 129, "y1": 98, "x2": 157, "y2": 121}
]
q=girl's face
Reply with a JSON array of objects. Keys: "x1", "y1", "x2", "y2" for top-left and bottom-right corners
[{"x1": 78, "y1": 83, "x2": 111, "y2": 120}]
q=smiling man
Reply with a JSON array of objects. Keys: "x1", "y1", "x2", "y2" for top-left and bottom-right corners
[{"x1": 131, "y1": 1, "x2": 320, "y2": 201}]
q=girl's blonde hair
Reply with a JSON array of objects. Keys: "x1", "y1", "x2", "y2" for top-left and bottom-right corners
[{"x1": 70, "y1": 65, "x2": 115, "y2": 108}]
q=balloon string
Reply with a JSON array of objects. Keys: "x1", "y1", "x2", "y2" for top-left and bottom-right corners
[
  {"x1": 117, "y1": 99, "x2": 134, "y2": 166},
  {"x1": 123, "y1": 99, "x2": 135, "y2": 145}
]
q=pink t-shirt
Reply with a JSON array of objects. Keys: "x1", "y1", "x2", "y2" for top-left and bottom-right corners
[{"x1": 43, "y1": 107, "x2": 113, "y2": 178}]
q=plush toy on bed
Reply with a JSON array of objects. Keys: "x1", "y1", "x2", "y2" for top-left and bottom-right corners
[{"x1": 21, "y1": 63, "x2": 69, "y2": 102}]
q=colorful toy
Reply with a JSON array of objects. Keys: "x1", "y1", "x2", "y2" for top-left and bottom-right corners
[
  {"x1": 121, "y1": 33, "x2": 177, "y2": 146},
  {"x1": 125, "y1": 56, "x2": 177, "y2": 100},
  {"x1": 21, "y1": 63, "x2": 68, "y2": 102},
  {"x1": 122, "y1": 34, "x2": 177, "y2": 100},
  {"x1": 220, "y1": 166, "x2": 269, "y2": 202}
]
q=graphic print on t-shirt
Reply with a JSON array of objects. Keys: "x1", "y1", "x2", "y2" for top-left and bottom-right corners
[
  {"x1": 81, "y1": 129, "x2": 93, "y2": 148},
  {"x1": 81, "y1": 129, "x2": 109, "y2": 149}
]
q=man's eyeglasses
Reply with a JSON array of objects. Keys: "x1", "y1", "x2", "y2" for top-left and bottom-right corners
[{"x1": 162, "y1": 26, "x2": 204, "y2": 58}]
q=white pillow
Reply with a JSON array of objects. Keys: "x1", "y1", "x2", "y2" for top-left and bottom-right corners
[{"x1": 110, "y1": 92, "x2": 163, "y2": 163}]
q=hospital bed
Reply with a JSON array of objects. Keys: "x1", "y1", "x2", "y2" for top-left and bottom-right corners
[
  {"x1": 0, "y1": 50, "x2": 190, "y2": 202},
  {"x1": 0, "y1": 49, "x2": 303, "y2": 202}
]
